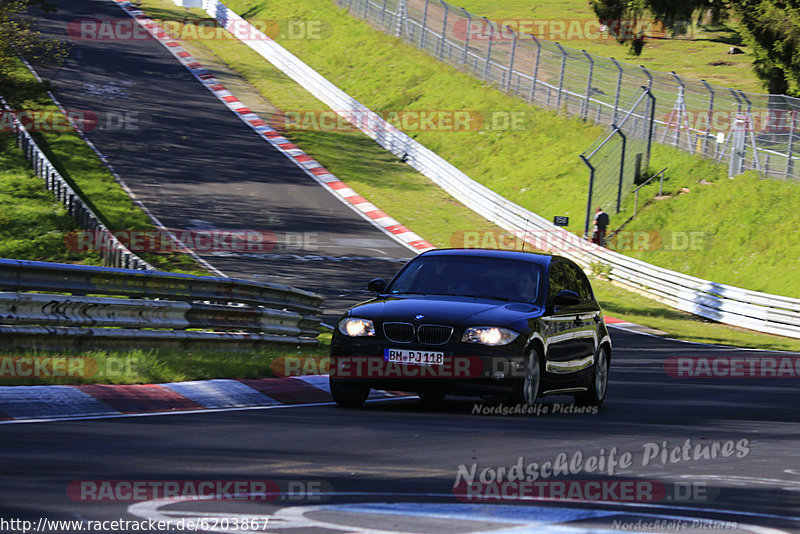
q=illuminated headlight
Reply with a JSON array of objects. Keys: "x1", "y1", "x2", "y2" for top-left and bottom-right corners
[
  {"x1": 462, "y1": 326, "x2": 519, "y2": 346},
  {"x1": 338, "y1": 317, "x2": 376, "y2": 337}
]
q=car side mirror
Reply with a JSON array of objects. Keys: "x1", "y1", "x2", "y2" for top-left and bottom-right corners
[
  {"x1": 367, "y1": 278, "x2": 386, "y2": 293},
  {"x1": 553, "y1": 289, "x2": 581, "y2": 306}
]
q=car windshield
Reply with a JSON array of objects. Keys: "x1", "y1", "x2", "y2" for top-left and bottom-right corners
[{"x1": 387, "y1": 255, "x2": 543, "y2": 303}]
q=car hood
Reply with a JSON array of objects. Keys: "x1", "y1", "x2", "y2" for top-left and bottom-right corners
[{"x1": 346, "y1": 295, "x2": 543, "y2": 325}]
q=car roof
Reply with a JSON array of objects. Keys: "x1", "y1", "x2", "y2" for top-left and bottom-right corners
[{"x1": 418, "y1": 248, "x2": 562, "y2": 266}]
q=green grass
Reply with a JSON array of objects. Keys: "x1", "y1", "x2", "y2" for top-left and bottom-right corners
[
  {"x1": 0, "y1": 133, "x2": 96, "y2": 263},
  {"x1": 0, "y1": 331, "x2": 332, "y2": 386},
  {"x1": 0, "y1": 62, "x2": 206, "y2": 273},
  {"x1": 453, "y1": 0, "x2": 763, "y2": 92}
]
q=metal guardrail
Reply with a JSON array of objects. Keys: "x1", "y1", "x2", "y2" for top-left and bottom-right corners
[
  {"x1": 0, "y1": 96, "x2": 153, "y2": 271},
  {"x1": 190, "y1": 0, "x2": 800, "y2": 339},
  {"x1": 0, "y1": 258, "x2": 323, "y2": 349}
]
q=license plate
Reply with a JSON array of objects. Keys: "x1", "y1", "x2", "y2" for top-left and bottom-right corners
[{"x1": 384, "y1": 349, "x2": 444, "y2": 366}]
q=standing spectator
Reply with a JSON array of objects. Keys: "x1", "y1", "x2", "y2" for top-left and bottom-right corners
[{"x1": 593, "y1": 207, "x2": 609, "y2": 247}]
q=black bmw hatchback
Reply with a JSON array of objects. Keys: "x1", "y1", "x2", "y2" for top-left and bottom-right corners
[{"x1": 329, "y1": 249, "x2": 611, "y2": 409}]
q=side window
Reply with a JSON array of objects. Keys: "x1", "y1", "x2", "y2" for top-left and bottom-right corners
[
  {"x1": 548, "y1": 262, "x2": 569, "y2": 301},
  {"x1": 565, "y1": 262, "x2": 593, "y2": 301}
]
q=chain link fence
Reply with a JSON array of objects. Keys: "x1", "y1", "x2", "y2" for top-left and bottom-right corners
[
  {"x1": 338, "y1": 0, "x2": 800, "y2": 181},
  {"x1": 580, "y1": 88, "x2": 654, "y2": 235}
]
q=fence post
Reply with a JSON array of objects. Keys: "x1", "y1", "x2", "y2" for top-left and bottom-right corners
[
  {"x1": 555, "y1": 42, "x2": 567, "y2": 112},
  {"x1": 728, "y1": 89, "x2": 745, "y2": 177},
  {"x1": 380, "y1": 0, "x2": 387, "y2": 24},
  {"x1": 506, "y1": 26, "x2": 517, "y2": 91},
  {"x1": 611, "y1": 57, "x2": 623, "y2": 125},
  {"x1": 739, "y1": 90, "x2": 761, "y2": 172},
  {"x1": 670, "y1": 72, "x2": 693, "y2": 153},
  {"x1": 528, "y1": 35, "x2": 541, "y2": 104},
  {"x1": 581, "y1": 50, "x2": 593, "y2": 121},
  {"x1": 787, "y1": 108, "x2": 796, "y2": 178},
  {"x1": 419, "y1": 0, "x2": 429, "y2": 48},
  {"x1": 644, "y1": 87, "x2": 655, "y2": 168},
  {"x1": 436, "y1": 0, "x2": 448, "y2": 60},
  {"x1": 482, "y1": 17, "x2": 494, "y2": 79},
  {"x1": 460, "y1": 8, "x2": 471, "y2": 65},
  {"x1": 580, "y1": 155, "x2": 595, "y2": 239},
  {"x1": 615, "y1": 127, "x2": 627, "y2": 213},
  {"x1": 699, "y1": 79, "x2": 715, "y2": 158},
  {"x1": 393, "y1": 0, "x2": 406, "y2": 37}
]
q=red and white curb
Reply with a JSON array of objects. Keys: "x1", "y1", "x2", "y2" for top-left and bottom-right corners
[
  {"x1": 0, "y1": 375, "x2": 406, "y2": 424},
  {"x1": 605, "y1": 316, "x2": 668, "y2": 336},
  {"x1": 110, "y1": 0, "x2": 434, "y2": 255}
]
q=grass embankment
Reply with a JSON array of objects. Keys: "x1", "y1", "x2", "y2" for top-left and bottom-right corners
[
  {"x1": 131, "y1": 0, "x2": 800, "y2": 353},
  {"x1": 0, "y1": 63, "x2": 203, "y2": 272},
  {"x1": 455, "y1": 0, "x2": 762, "y2": 92}
]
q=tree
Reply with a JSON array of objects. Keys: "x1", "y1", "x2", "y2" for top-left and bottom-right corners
[
  {"x1": 729, "y1": 0, "x2": 800, "y2": 95},
  {"x1": 0, "y1": 0, "x2": 68, "y2": 80},
  {"x1": 589, "y1": 0, "x2": 727, "y2": 56}
]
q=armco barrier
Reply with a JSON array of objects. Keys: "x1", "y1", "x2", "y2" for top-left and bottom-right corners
[
  {"x1": 0, "y1": 97, "x2": 153, "y2": 271},
  {"x1": 0, "y1": 258, "x2": 322, "y2": 349},
  {"x1": 191, "y1": 0, "x2": 800, "y2": 339}
]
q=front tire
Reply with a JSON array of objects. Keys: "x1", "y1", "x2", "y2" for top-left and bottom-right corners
[
  {"x1": 575, "y1": 346, "x2": 609, "y2": 407},
  {"x1": 515, "y1": 347, "x2": 541, "y2": 406},
  {"x1": 330, "y1": 378, "x2": 370, "y2": 408}
]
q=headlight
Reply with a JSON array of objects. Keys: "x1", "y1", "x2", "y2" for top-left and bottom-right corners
[
  {"x1": 462, "y1": 326, "x2": 519, "y2": 346},
  {"x1": 338, "y1": 317, "x2": 376, "y2": 337}
]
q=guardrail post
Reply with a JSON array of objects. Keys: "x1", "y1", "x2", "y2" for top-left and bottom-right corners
[
  {"x1": 482, "y1": 17, "x2": 494, "y2": 79},
  {"x1": 460, "y1": 8, "x2": 471, "y2": 65},
  {"x1": 527, "y1": 34, "x2": 541, "y2": 105},
  {"x1": 419, "y1": 0, "x2": 429, "y2": 48},
  {"x1": 611, "y1": 58, "x2": 623, "y2": 125},
  {"x1": 555, "y1": 42, "x2": 567, "y2": 112},
  {"x1": 581, "y1": 50, "x2": 593, "y2": 121},
  {"x1": 379, "y1": 0, "x2": 387, "y2": 24}
]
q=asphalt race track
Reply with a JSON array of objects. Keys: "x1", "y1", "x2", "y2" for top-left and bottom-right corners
[
  {"x1": 2, "y1": 330, "x2": 800, "y2": 532},
  {"x1": 3, "y1": 0, "x2": 800, "y2": 532},
  {"x1": 31, "y1": 0, "x2": 414, "y2": 323}
]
